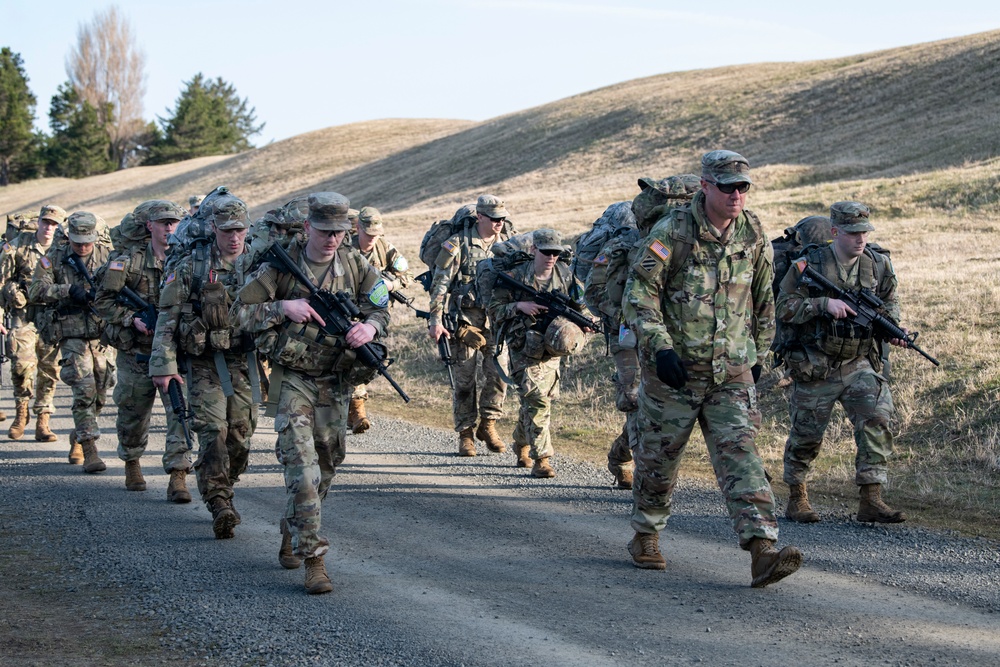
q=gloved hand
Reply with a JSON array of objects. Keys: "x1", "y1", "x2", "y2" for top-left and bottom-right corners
[
  {"x1": 751, "y1": 364, "x2": 762, "y2": 384},
  {"x1": 69, "y1": 284, "x2": 89, "y2": 303},
  {"x1": 655, "y1": 349, "x2": 688, "y2": 390}
]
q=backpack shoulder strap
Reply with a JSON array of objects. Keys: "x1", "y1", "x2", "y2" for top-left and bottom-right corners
[{"x1": 666, "y1": 208, "x2": 696, "y2": 284}]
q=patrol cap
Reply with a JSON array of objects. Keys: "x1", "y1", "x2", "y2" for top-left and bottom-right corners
[
  {"x1": 134, "y1": 200, "x2": 186, "y2": 225},
  {"x1": 189, "y1": 195, "x2": 203, "y2": 208},
  {"x1": 307, "y1": 192, "x2": 352, "y2": 231},
  {"x1": 665, "y1": 173, "x2": 701, "y2": 199},
  {"x1": 358, "y1": 207, "x2": 384, "y2": 236},
  {"x1": 39, "y1": 204, "x2": 68, "y2": 224},
  {"x1": 283, "y1": 196, "x2": 310, "y2": 224},
  {"x1": 701, "y1": 150, "x2": 752, "y2": 185},
  {"x1": 532, "y1": 228, "x2": 567, "y2": 252},
  {"x1": 67, "y1": 211, "x2": 100, "y2": 243},
  {"x1": 476, "y1": 194, "x2": 509, "y2": 220},
  {"x1": 209, "y1": 195, "x2": 250, "y2": 230},
  {"x1": 830, "y1": 201, "x2": 874, "y2": 232}
]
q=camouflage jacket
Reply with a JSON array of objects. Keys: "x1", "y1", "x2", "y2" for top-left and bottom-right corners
[
  {"x1": 93, "y1": 242, "x2": 164, "y2": 353},
  {"x1": 0, "y1": 231, "x2": 55, "y2": 322},
  {"x1": 351, "y1": 235, "x2": 412, "y2": 289},
  {"x1": 29, "y1": 242, "x2": 111, "y2": 341},
  {"x1": 428, "y1": 225, "x2": 513, "y2": 327},
  {"x1": 623, "y1": 191, "x2": 774, "y2": 384}
]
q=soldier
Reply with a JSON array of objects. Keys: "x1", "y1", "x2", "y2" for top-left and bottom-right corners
[
  {"x1": 622, "y1": 150, "x2": 802, "y2": 587},
  {"x1": 150, "y1": 195, "x2": 259, "y2": 538},
  {"x1": 232, "y1": 192, "x2": 391, "y2": 595},
  {"x1": 347, "y1": 206, "x2": 412, "y2": 433},
  {"x1": 426, "y1": 195, "x2": 513, "y2": 456},
  {"x1": 488, "y1": 229, "x2": 591, "y2": 478},
  {"x1": 188, "y1": 195, "x2": 203, "y2": 217},
  {"x1": 776, "y1": 201, "x2": 908, "y2": 524},
  {"x1": 93, "y1": 200, "x2": 192, "y2": 498},
  {"x1": 0, "y1": 205, "x2": 65, "y2": 442},
  {"x1": 29, "y1": 212, "x2": 114, "y2": 473}
]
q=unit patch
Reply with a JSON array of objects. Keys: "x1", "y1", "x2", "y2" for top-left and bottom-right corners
[{"x1": 368, "y1": 280, "x2": 390, "y2": 308}]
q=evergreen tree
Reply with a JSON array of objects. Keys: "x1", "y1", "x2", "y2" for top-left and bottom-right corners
[
  {"x1": 0, "y1": 47, "x2": 38, "y2": 186},
  {"x1": 45, "y1": 82, "x2": 115, "y2": 178},
  {"x1": 149, "y1": 73, "x2": 264, "y2": 164}
]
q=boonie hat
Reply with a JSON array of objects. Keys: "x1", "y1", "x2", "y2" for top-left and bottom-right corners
[
  {"x1": 532, "y1": 228, "x2": 567, "y2": 252},
  {"x1": 476, "y1": 194, "x2": 508, "y2": 220},
  {"x1": 358, "y1": 207, "x2": 384, "y2": 236},
  {"x1": 830, "y1": 201, "x2": 875, "y2": 232},
  {"x1": 307, "y1": 192, "x2": 352, "y2": 232},
  {"x1": 67, "y1": 211, "x2": 100, "y2": 243},
  {"x1": 39, "y1": 204, "x2": 68, "y2": 224},
  {"x1": 701, "y1": 150, "x2": 752, "y2": 186}
]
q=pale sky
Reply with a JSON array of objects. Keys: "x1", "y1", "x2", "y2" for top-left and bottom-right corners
[{"x1": 4, "y1": 1, "x2": 1000, "y2": 145}]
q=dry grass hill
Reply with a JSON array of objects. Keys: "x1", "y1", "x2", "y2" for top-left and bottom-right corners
[{"x1": 2, "y1": 29, "x2": 998, "y2": 538}]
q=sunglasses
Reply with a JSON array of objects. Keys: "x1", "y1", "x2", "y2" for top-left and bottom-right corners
[
  {"x1": 486, "y1": 215, "x2": 506, "y2": 223},
  {"x1": 539, "y1": 249, "x2": 562, "y2": 257},
  {"x1": 708, "y1": 180, "x2": 751, "y2": 194}
]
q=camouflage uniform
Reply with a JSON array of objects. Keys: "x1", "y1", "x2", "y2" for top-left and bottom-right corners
[
  {"x1": 428, "y1": 196, "x2": 511, "y2": 437},
  {"x1": 149, "y1": 196, "x2": 258, "y2": 534},
  {"x1": 29, "y1": 213, "x2": 115, "y2": 466},
  {"x1": 232, "y1": 193, "x2": 390, "y2": 567}
]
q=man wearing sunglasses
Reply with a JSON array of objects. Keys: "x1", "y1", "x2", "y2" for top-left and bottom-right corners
[{"x1": 622, "y1": 150, "x2": 802, "y2": 588}]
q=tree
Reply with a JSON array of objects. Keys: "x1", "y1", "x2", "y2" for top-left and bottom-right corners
[
  {"x1": 0, "y1": 47, "x2": 37, "y2": 186},
  {"x1": 148, "y1": 73, "x2": 264, "y2": 164},
  {"x1": 45, "y1": 82, "x2": 115, "y2": 178},
  {"x1": 66, "y1": 5, "x2": 147, "y2": 169}
]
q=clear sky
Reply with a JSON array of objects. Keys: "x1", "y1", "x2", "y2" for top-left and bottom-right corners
[{"x1": 4, "y1": 1, "x2": 1000, "y2": 145}]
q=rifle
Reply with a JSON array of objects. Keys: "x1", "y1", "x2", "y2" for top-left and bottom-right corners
[
  {"x1": 407, "y1": 303, "x2": 456, "y2": 389},
  {"x1": 167, "y1": 378, "x2": 196, "y2": 452},
  {"x1": 793, "y1": 258, "x2": 939, "y2": 366},
  {"x1": 0, "y1": 310, "x2": 9, "y2": 385},
  {"x1": 63, "y1": 253, "x2": 100, "y2": 318},
  {"x1": 117, "y1": 285, "x2": 158, "y2": 332},
  {"x1": 415, "y1": 270, "x2": 433, "y2": 293},
  {"x1": 494, "y1": 272, "x2": 603, "y2": 335},
  {"x1": 261, "y1": 243, "x2": 410, "y2": 402}
]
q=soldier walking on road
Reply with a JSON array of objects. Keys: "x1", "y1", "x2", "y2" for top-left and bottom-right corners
[
  {"x1": 622, "y1": 150, "x2": 802, "y2": 587},
  {"x1": 232, "y1": 192, "x2": 391, "y2": 595},
  {"x1": 426, "y1": 195, "x2": 513, "y2": 456},
  {"x1": 29, "y1": 213, "x2": 114, "y2": 473},
  {"x1": 776, "y1": 201, "x2": 908, "y2": 524}
]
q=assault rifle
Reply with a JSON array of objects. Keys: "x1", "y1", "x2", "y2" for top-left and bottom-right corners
[
  {"x1": 793, "y1": 258, "x2": 939, "y2": 366},
  {"x1": 167, "y1": 378, "x2": 196, "y2": 452},
  {"x1": 117, "y1": 285, "x2": 158, "y2": 332},
  {"x1": 63, "y1": 253, "x2": 100, "y2": 318},
  {"x1": 261, "y1": 243, "x2": 410, "y2": 402},
  {"x1": 0, "y1": 310, "x2": 10, "y2": 385},
  {"x1": 406, "y1": 301, "x2": 456, "y2": 389},
  {"x1": 494, "y1": 272, "x2": 603, "y2": 335}
]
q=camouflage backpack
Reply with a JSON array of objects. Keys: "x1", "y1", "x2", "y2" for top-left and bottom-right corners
[
  {"x1": 570, "y1": 202, "x2": 635, "y2": 285},
  {"x1": 474, "y1": 232, "x2": 537, "y2": 309},
  {"x1": 770, "y1": 215, "x2": 833, "y2": 298},
  {"x1": 416, "y1": 204, "x2": 517, "y2": 291},
  {"x1": 246, "y1": 195, "x2": 309, "y2": 267}
]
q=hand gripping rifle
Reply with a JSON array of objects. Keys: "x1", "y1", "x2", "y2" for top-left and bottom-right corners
[
  {"x1": 793, "y1": 258, "x2": 939, "y2": 366},
  {"x1": 261, "y1": 243, "x2": 410, "y2": 402},
  {"x1": 63, "y1": 253, "x2": 101, "y2": 318},
  {"x1": 117, "y1": 285, "x2": 158, "y2": 332},
  {"x1": 494, "y1": 272, "x2": 604, "y2": 335},
  {"x1": 389, "y1": 291, "x2": 456, "y2": 388}
]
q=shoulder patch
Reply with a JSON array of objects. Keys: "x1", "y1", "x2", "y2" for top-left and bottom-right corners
[
  {"x1": 164, "y1": 271, "x2": 176, "y2": 285},
  {"x1": 109, "y1": 260, "x2": 126, "y2": 272},
  {"x1": 392, "y1": 255, "x2": 409, "y2": 272},
  {"x1": 648, "y1": 239, "x2": 671, "y2": 262},
  {"x1": 39, "y1": 256, "x2": 51, "y2": 269},
  {"x1": 1, "y1": 243, "x2": 10, "y2": 253},
  {"x1": 593, "y1": 253, "x2": 609, "y2": 266},
  {"x1": 368, "y1": 279, "x2": 390, "y2": 308},
  {"x1": 442, "y1": 240, "x2": 458, "y2": 255},
  {"x1": 638, "y1": 253, "x2": 659, "y2": 275}
]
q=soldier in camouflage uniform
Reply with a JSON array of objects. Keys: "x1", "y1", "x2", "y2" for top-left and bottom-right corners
[
  {"x1": 427, "y1": 194, "x2": 513, "y2": 456},
  {"x1": 622, "y1": 150, "x2": 802, "y2": 587},
  {"x1": 0, "y1": 205, "x2": 66, "y2": 442},
  {"x1": 150, "y1": 194, "x2": 259, "y2": 539},
  {"x1": 29, "y1": 213, "x2": 114, "y2": 473},
  {"x1": 347, "y1": 206, "x2": 412, "y2": 433},
  {"x1": 776, "y1": 201, "x2": 908, "y2": 524},
  {"x1": 93, "y1": 200, "x2": 192, "y2": 498},
  {"x1": 489, "y1": 230, "x2": 591, "y2": 478},
  {"x1": 232, "y1": 192, "x2": 390, "y2": 595},
  {"x1": 188, "y1": 195, "x2": 203, "y2": 217}
]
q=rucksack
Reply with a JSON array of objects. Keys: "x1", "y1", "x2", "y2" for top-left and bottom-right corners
[
  {"x1": 474, "y1": 232, "x2": 538, "y2": 308},
  {"x1": 418, "y1": 204, "x2": 477, "y2": 270},
  {"x1": 771, "y1": 215, "x2": 833, "y2": 298},
  {"x1": 570, "y1": 201, "x2": 635, "y2": 284}
]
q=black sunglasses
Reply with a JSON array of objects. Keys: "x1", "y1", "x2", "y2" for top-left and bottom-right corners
[
  {"x1": 708, "y1": 180, "x2": 751, "y2": 194},
  {"x1": 539, "y1": 249, "x2": 562, "y2": 257},
  {"x1": 486, "y1": 215, "x2": 506, "y2": 223}
]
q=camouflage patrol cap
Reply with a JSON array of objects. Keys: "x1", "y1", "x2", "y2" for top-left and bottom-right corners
[
  {"x1": 476, "y1": 194, "x2": 509, "y2": 220},
  {"x1": 283, "y1": 196, "x2": 310, "y2": 225},
  {"x1": 307, "y1": 192, "x2": 352, "y2": 231},
  {"x1": 358, "y1": 207, "x2": 384, "y2": 236},
  {"x1": 67, "y1": 211, "x2": 100, "y2": 243},
  {"x1": 532, "y1": 228, "x2": 567, "y2": 252},
  {"x1": 664, "y1": 173, "x2": 701, "y2": 199},
  {"x1": 830, "y1": 201, "x2": 874, "y2": 232},
  {"x1": 39, "y1": 204, "x2": 68, "y2": 224},
  {"x1": 209, "y1": 195, "x2": 250, "y2": 230},
  {"x1": 189, "y1": 195, "x2": 203, "y2": 208},
  {"x1": 701, "y1": 150, "x2": 752, "y2": 185},
  {"x1": 134, "y1": 200, "x2": 186, "y2": 225}
]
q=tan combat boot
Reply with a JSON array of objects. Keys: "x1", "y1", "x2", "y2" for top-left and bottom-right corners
[
  {"x1": 857, "y1": 483, "x2": 907, "y2": 523},
  {"x1": 167, "y1": 470, "x2": 192, "y2": 503},
  {"x1": 279, "y1": 519, "x2": 302, "y2": 570},
  {"x1": 67, "y1": 430, "x2": 83, "y2": 465},
  {"x1": 34, "y1": 412, "x2": 57, "y2": 442},
  {"x1": 8, "y1": 402, "x2": 29, "y2": 440},
  {"x1": 304, "y1": 556, "x2": 333, "y2": 595},
  {"x1": 786, "y1": 483, "x2": 821, "y2": 523},
  {"x1": 748, "y1": 537, "x2": 803, "y2": 588},
  {"x1": 348, "y1": 397, "x2": 370, "y2": 434},
  {"x1": 80, "y1": 439, "x2": 106, "y2": 473},
  {"x1": 531, "y1": 457, "x2": 556, "y2": 478},
  {"x1": 458, "y1": 427, "x2": 476, "y2": 456},
  {"x1": 124, "y1": 459, "x2": 146, "y2": 491},
  {"x1": 612, "y1": 467, "x2": 634, "y2": 490},
  {"x1": 515, "y1": 445, "x2": 531, "y2": 468},
  {"x1": 475, "y1": 418, "x2": 506, "y2": 453},
  {"x1": 628, "y1": 531, "x2": 666, "y2": 570},
  {"x1": 209, "y1": 497, "x2": 237, "y2": 539},
  {"x1": 0, "y1": 409, "x2": 6, "y2": 422}
]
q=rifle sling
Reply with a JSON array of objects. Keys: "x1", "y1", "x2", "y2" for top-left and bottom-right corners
[
  {"x1": 214, "y1": 350, "x2": 235, "y2": 398},
  {"x1": 264, "y1": 362, "x2": 285, "y2": 418}
]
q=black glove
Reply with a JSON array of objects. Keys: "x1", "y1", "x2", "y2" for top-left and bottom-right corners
[
  {"x1": 68, "y1": 284, "x2": 89, "y2": 303},
  {"x1": 751, "y1": 364, "x2": 762, "y2": 384},
  {"x1": 655, "y1": 349, "x2": 688, "y2": 390}
]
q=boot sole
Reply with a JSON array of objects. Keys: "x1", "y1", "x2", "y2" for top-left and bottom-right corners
[
  {"x1": 125, "y1": 483, "x2": 147, "y2": 491},
  {"x1": 305, "y1": 581, "x2": 333, "y2": 595},
  {"x1": 857, "y1": 513, "x2": 906, "y2": 523},
  {"x1": 213, "y1": 511, "x2": 237, "y2": 539},
  {"x1": 352, "y1": 420, "x2": 370, "y2": 434},
  {"x1": 751, "y1": 549, "x2": 803, "y2": 588},
  {"x1": 168, "y1": 492, "x2": 192, "y2": 504},
  {"x1": 785, "y1": 512, "x2": 821, "y2": 523},
  {"x1": 83, "y1": 464, "x2": 107, "y2": 473}
]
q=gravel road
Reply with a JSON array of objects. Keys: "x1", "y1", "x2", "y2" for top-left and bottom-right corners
[{"x1": 2, "y1": 385, "x2": 998, "y2": 666}]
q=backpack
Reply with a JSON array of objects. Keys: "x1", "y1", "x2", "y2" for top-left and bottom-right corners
[
  {"x1": 770, "y1": 215, "x2": 833, "y2": 298},
  {"x1": 474, "y1": 232, "x2": 539, "y2": 309},
  {"x1": 418, "y1": 204, "x2": 477, "y2": 270},
  {"x1": 246, "y1": 195, "x2": 309, "y2": 268},
  {"x1": 110, "y1": 211, "x2": 150, "y2": 257},
  {"x1": 570, "y1": 202, "x2": 635, "y2": 284}
]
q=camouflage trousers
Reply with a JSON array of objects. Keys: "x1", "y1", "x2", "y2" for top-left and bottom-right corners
[
  {"x1": 189, "y1": 355, "x2": 257, "y2": 504},
  {"x1": 783, "y1": 359, "x2": 894, "y2": 486},
  {"x1": 8, "y1": 322, "x2": 58, "y2": 414},
  {"x1": 57, "y1": 338, "x2": 114, "y2": 443},
  {"x1": 113, "y1": 354, "x2": 191, "y2": 472},
  {"x1": 632, "y1": 365, "x2": 778, "y2": 549},
  {"x1": 608, "y1": 346, "x2": 639, "y2": 471},
  {"x1": 273, "y1": 368, "x2": 348, "y2": 560},
  {"x1": 452, "y1": 324, "x2": 507, "y2": 432},
  {"x1": 510, "y1": 351, "x2": 561, "y2": 460}
]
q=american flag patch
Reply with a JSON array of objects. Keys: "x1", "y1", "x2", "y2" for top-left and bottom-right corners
[
  {"x1": 164, "y1": 272, "x2": 175, "y2": 285},
  {"x1": 442, "y1": 240, "x2": 458, "y2": 254},
  {"x1": 109, "y1": 260, "x2": 126, "y2": 271},
  {"x1": 593, "y1": 253, "x2": 608, "y2": 266},
  {"x1": 649, "y1": 239, "x2": 670, "y2": 261},
  {"x1": 40, "y1": 256, "x2": 51, "y2": 269}
]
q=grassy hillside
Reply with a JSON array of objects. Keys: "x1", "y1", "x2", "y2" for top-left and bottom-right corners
[{"x1": 2, "y1": 30, "x2": 999, "y2": 538}]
